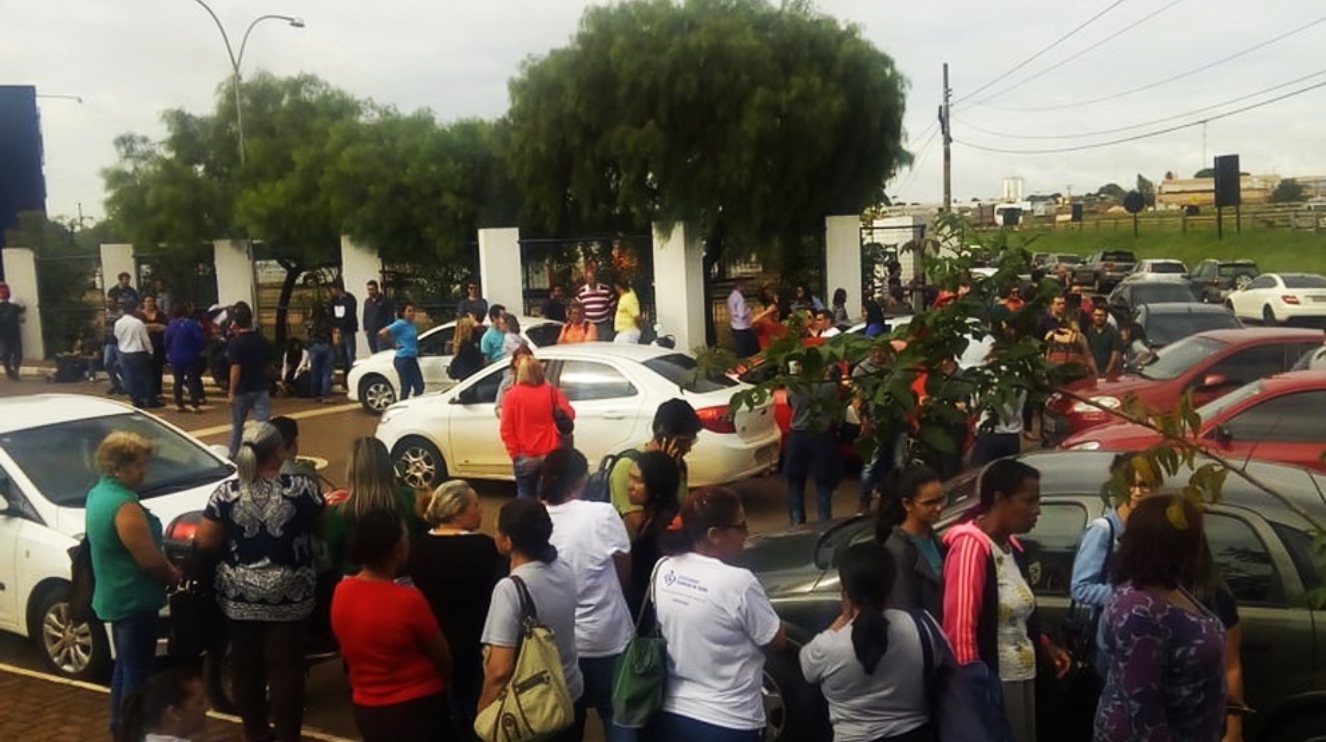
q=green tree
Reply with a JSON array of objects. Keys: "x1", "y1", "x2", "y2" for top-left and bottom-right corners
[
  {"x1": 1096, "y1": 183, "x2": 1126, "y2": 200},
  {"x1": 504, "y1": 0, "x2": 909, "y2": 341},
  {"x1": 1269, "y1": 178, "x2": 1305, "y2": 204},
  {"x1": 1136, "y1": 173, "x2": 1156, "y2": 208}
]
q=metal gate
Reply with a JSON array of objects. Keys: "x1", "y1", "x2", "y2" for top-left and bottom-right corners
[
  {"x1": 33, "y1": 251, "x2": 103, "y2": 358},
  {"x1": 134, "y1": 245, "x2": 219, "y2": 314},
  {"x1": 380, "y1": 241, "x2": 480, "y2": 326},
  {"x1": 518, "y1": 234, "x2": 655, "y2": 324}
]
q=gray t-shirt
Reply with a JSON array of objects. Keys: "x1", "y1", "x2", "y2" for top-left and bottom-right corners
[
  {"x1": 481, "y1": 558, "x2": 585, "y2": 701},
  {"x1": 798, "y1": 609, "x2": 931, "y2": 742},
  {"x1": 787, "y1": 380, "x2": 840, "y2": 432}
]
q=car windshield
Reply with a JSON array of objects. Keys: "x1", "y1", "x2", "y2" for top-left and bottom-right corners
[
  {"x1": 1055, "y1": 255, "x2": 1082, "y2": 265},
  {"x1": 1196, "y1": 380, "x2": 1265, "y2": 421},
  {"x1": 1136, "y1": 335, "x2": 1228, "y2": 380},
  {"x1": 1283, "y1": 275, "x2": 1326, "y2": 289},
  {"x1": 1148, "y1": 262, "x2": 1186, "y2": 274},
  {"x1": 1133, "y1": 283, "x2": 1196, "y2": 304},
  {"x1": 1144, "y1": 311, "x2": 1240, "y2": 347},
  {"x1": 644, "y1": 354, "x2": 739, "y2": 393},
  {"x1": 0, "y1": 412, "x2": 232, "y2": 508},
  {"x1": 1219, "y1": 263, "x2": 1257, "y2": 277},
  {"x1": 1102, "y1": 251, "x2": 1136, "y2": 262}
]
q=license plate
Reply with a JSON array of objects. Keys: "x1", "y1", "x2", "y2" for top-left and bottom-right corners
[
  {"x1": 1311, "y1": 296, "x2": 1326, "y2": 303},
  {"x1": 756, "y1": 443, "x2": 777, "y2": 466}
]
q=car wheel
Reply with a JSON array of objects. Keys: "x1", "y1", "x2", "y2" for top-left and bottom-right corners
[
  {"x1": 31, "y1": 585, "x2": 110, "y2": 681},
  {"x1": 762, "y1": 649, "x2": 826, "y2": 742},
  {"x1": 358, "y1": 374, "x2": 396, "y2": 414},
  {"x1": 1263, "y1": 305, "x2": 1277, "y2": 326},
  {"x1": 1269, "y1": 711, "x2": 1326, "y2": 742},
  {"x1": 203, "y1": 645, "x2": 239, "y2": 715},
  {"x1": 392, "y1": 436, "x2": 447, "y2": 490}
]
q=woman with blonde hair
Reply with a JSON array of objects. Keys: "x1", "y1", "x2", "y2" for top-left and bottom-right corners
[
  {"x1": 449, "y1": 315, "x2": 486, "y2": 381},
  {"x1": 325, "y1": 436, "x2": 426, "y2": 575},
  {"x1": 499, "y1": 354, "x2": 574, "y2": 498},
  {"x1": 408, "y1": 480, "x2": 507, "y2": 732},
  {"x1": 85, "y1": 431, "x2": 181, "y2": 739},
  {"x1": 196, "y1": 422, "x2": 325, "y2": 742}
]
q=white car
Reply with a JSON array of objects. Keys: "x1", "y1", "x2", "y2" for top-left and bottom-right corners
[
  {"x1": 1226, "y1": 272, "x2": 1326, "y2": 326},
  {"x1": 377, "y1": 344, "x2": 782, "y2": 489},
  {"x1": 0, "y1": 395, "x2": 234, "y2": 680},
  {"x1": 1129, "y1": 258, "x2": 1189, "y2": 279},
  {"x1": 348, "y1": 315, "x2": 564, "y2": 414}
]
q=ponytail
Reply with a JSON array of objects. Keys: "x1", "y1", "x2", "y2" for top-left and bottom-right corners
[
  {"x1": 874, "y1": 464, "x2": 941, "y2": 542},
  {"x1": 116, "y1": 666, "x2": 202, "y2": 742},
  {"x1": 235, "y1": 422, "x2": 284, "y2": 488},
  {"x1": 117, "y1": 689, "x2": 147, "y2": 742},
  {"x1": 837, "y1": 542, "x2": 897, "y2": 675}
]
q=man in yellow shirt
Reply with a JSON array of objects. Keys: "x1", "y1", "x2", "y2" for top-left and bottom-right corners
[{"x1": 613, "y1": 278, "x2": 642, "y2": 344}]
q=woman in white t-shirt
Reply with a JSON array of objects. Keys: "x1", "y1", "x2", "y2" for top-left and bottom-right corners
[
  {"x1": 651, "y1": 487, "x2": 786, "y2": 742},
  {"x1": 800, "y1": 542, "x2": 939, "y2": 742},
  {"x1": 538, "y1": 447, "x2": 636, "y2": 742}
]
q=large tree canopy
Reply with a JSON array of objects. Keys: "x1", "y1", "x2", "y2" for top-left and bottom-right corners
[{"x1": 504, "y1": 0, "x2": 909, "y2": 244}]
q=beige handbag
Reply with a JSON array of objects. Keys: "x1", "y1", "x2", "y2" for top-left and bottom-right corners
[{"x1": 475, "y1": 575, "x2": 575, "y2": 742}]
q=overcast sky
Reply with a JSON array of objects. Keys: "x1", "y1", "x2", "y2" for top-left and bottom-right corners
[{"x1": 7, "y1": 0, "x2": 1325, "y2": 221}]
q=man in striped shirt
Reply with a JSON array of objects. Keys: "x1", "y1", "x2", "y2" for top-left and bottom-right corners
[{"x1": 576, "y1": 260, "x2": 616, "y2": 341}]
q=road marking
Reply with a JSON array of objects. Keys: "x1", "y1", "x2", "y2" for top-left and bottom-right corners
[
  {"x1": 186, "y1": 402, "x2": 362, "y2": 438},
  {"x1": 0, "y1": 661, "x2": 356, "y2": 742}
]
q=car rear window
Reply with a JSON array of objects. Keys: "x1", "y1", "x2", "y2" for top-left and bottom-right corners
[
  {"x1": 644, "y1": 354, "x2": 739, "y2": 393},
  {"x1": 1144, "y1": 311, "x2": 1240, "y2": 346},
  {"x1": 1133, "y1": 283, "x2": 1197, "y2": 304},
  {"x1": 1102, "y1": 251, "x2": 1136, "y2": 262},
  {"x1": 1218, "y1": 263, "x2": 1258, "y2": 277},
  {"x1": 1149, "y1": 262, "x2": 1186, "y2": 274},
  {"x1": 1282, "y1": 275, "x2": 1326, "y2": 289}
]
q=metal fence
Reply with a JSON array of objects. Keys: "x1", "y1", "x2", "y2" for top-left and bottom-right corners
[
  {"x1": 33, "y1": 251, "x2": 103, "y2": 357},
  {"x1": 518, "y1": 235, "x2": 656, "y2": 323}
]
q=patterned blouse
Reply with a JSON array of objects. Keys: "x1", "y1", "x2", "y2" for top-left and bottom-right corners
[
  {"x1": 1094, "y1": 583, "x2": 1226, "y2": 742},
  {"x1": 204, "y1": 474, "x2": 325, "y2": 622}
]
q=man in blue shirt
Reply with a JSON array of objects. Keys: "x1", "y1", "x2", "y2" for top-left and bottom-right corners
[{"x1": 480, "y1": 304, "x2": 507, "y2": 362}]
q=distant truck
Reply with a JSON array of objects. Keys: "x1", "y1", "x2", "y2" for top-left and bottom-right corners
[{"x1": 1074, "y1": 249, "x2": 1138, "y2": 292}]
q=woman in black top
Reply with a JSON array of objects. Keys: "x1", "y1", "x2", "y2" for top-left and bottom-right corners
[
  {"x1": 875, "y1": 464, "x2": 946, "y2": 620},
  {"x1": 622, "y1": 450, "x2": 682, "y2": 618},
  {"x1": 406, "y1": 480, "x2": 506, "y2": 735}
]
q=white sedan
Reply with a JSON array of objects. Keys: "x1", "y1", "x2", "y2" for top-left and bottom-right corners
[
  {"x1": 1226, "y1": 272, "x2": 1326, "y2": 326},
  {"x1": 377, "y1": 343, "x2": 782, "y2": 489},
  {"x1": 0, "y1": 395, "x2": 233, "y2": 680},
  {"x1": 348, "y1": 315, "x2": 564, "y2": 414}
]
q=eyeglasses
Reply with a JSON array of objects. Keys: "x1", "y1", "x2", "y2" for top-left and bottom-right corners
[
  {"x1": 715, "y1": 522, "x2": 749, "y2": 534},
  {"x1": 912, "y1": 497, "x2": 945, "y2": 509}
]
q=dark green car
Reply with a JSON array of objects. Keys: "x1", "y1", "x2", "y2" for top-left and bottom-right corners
[{"x1": 739, "y1": 450, "x2": 1326, "y2": 742}]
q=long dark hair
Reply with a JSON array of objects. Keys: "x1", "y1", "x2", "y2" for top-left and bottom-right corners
[
  {"x1": 839, "y1": 542, "x2": 897, "y2": 675},
  {"x1": 498, "y1": 498, "x2": 558, "y2": 563},
  {"x1": 635, "y1": 450, "x2": 681, "y2": 533},
  {"x1": 1113, "y1": 495, "x2": 1205, "y2": 590},
  {"x1": 117, "y1": 667, "x2": 202, "y2": 742},
  {"x1": 538, "y1": 447, "x2": 589, "y2": 505},
  {"x1": 876, "y1": 464, "x2": 942, "y2": 540}
]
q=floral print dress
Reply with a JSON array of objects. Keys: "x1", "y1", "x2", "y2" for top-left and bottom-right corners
[{"x1": 1094, "y1": 583, "x2": 1226, "y2": 742}]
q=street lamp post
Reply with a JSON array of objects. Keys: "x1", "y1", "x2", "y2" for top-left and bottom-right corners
[{"x1": 189, "y1": 0, "x2": 304, "y2": 165}]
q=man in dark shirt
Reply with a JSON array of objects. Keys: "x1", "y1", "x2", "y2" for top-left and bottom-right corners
[
  {"x1": 362, "y1": 280, "x2": 395, "y2": 354},
  {"x1": 1037, "y1": 294, "x2": 1070, "y2": 338},
  {"x1": 456, "y1": 279, "x2": 489, "y2": 322},
  {"x1": 1085, "y1": 305, "x2": 1125, "y2": 377},
  {"x1": 541, "y1": 285, "x2": 567, "y2": 322},
  {"x1": 107, "y1": 272, "x2": 140, "y2": 311},
  {"x1": 225, "y1": 301, "x2": 272, "y2": 458},
  {"x1": 327, "y1": 279, "x2": 358, "y2": 372},
  {"x1": 0, "y1": 283, "x2": 25, "y2": 380}
]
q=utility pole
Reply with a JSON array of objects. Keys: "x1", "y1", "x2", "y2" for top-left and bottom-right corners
[{"x1": 941, "y1": 63, "x2": 952, "y2": 213}]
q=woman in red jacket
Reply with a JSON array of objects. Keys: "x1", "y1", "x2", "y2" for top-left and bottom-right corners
[{"x1": 499, "y1": 354, "x2": 574, "y2": 499}]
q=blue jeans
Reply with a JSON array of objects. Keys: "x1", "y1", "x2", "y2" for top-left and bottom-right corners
[
  {"x1": 119, "y1": 351, "x2": 153, "y2": 407},
  {"x1": 337, "y1": 332, "x2": 358, "y2": 370},
  {"x1": 103, "y1": 343, "x2": 123, "y2": 391},
  {"x1": 580, "y1": 654, "x2": 635, "y2": 742},
  {"x1": 110, "y1": 611, "x2": 159, "y2": 738},
  {"x1": 857, "y1": 433, "x2": 905, "y2": 512},
  {"x1": 310, "y1": 342, "x2": 334, "y2": 399},
  {"x1": 784, "y1": 430, "x2": 842, "y2": 525},
  {"x1": 647, "y1": 712, "x2": 761, "y2": 742},
  {"x1": 394, "y1": 355, "x2": 424, "y2": 400},
  {"x1": 229, "y1": 390, "x2": 272, "y2": 458},
  {"x1": 512, "y1": 456, "x2": 542, "y2": 499}
]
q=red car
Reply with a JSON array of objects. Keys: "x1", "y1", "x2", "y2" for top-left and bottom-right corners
[
  {"x1": 1043, "y1": 327, "x2": 1323, "y2": 444},
  {"x1": 1060, "y1": 370, "x2": 1326, "y2": 472}
]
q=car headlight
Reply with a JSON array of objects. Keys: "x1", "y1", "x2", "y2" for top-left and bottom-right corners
[
  {"x1": 1071, "y1": 396, "x2": 1121, "y2": 414},
  {"x1": 1069, "y1": 441, "x2": 1102, "y2": 451}
]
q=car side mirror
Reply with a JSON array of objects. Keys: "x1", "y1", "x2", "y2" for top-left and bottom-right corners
[{"x1": 1215, "y1": 424, "x2": 1233, "y2": 444}]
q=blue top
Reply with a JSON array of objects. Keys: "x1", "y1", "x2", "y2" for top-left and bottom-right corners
[
  {"x1": 386, "y1": 318, "x2": 418, "y2": 359},
  {"x1": 85, "y1": 477, "x2": 166, "y2": 622},
  {"x1": 164, "y1": 317, "x2": 206, "y2": 367},
  {"x1": 480, "y1": 326, "x2": 506, "y2": 362},
  {"x1": 907, "y1": 531, "x2": 944, "y2": 576},
  {"x1": 1070, "y1": 508, "x2": 1125, "y2": 607}
]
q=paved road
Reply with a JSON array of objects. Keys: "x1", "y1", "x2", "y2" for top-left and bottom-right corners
[{"x1": 0, "y1": 375, "x2": 878, "y2": 740}]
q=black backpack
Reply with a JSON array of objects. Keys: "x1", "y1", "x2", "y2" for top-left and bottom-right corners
[
  {"x1": 68, "y1": 537, "x2": 96, "y2": 624},
  {"x1": 583, "y1": 450, "x2": 641, "y2": 503}
]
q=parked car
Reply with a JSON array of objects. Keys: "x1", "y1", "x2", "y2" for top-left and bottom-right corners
[
  {"x1": 1129, "y1": 302, "x2": 1242, "y2": 353},
  {"x1": 347, "y1": 315, "x2": 563, "y2": 414},
  {"x1": 1073, "y1": 249, "x2": 1138, "y2": 291},
  {"x1": 377, "y1": 343, "x2": 781, "y2": 489},
  {"x1": 740, "y1": 450, "x2": 1326, "y2": 742},
  {"x1": 1226, "y1": 272, "x2": 1326, "y2": 326},
  {"x1": 1043, "y1": 327, "x2": 1323, "y2": 444},
  {"x1": 1063, "y1": 370, "x2": 1326, "y2": 472},
  {"x1": 1190, "y1": 258, "x2": 1260, "y2": 303},
  {"x1": 1033, "y1": 252, "x2": 1081, "y2": 271},
  {"x1": 0, "y1": 395, "x2": 234, "y2": 680},
  {"x1": 1129, "y1": 258, "x2": 1189, "y2": 279},
  {"x1": 1105, "y1": 275, "x2": 1200, "y2": 322}
]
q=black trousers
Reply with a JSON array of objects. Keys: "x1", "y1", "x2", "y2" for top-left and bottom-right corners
[
  {"x1": 353, "y1": 692, "x2": 453, "y2": 742},
  {"x1": 0, "y1": 333, "x2": 20, "y2": 379},
  {"x1": 172, "y1": 363, "x2": 203, "y2": 409},
  {"x1": 229, "y1": 619, "x2": 307, "y2": 742}
]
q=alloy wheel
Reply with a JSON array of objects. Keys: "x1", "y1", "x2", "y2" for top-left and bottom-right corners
[{"x1": 41, "y1": 601, "x2": 94, "y2": 676}]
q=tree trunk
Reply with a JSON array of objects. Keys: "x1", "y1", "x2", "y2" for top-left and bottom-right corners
[
  {"x1": 274, "y1": 258, "x2": 303, "y2": 348},
  {"x1": 702, "y1": 223, "x2": 728, "y2": 348}
]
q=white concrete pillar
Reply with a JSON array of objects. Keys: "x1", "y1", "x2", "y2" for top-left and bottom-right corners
[
  {"x1": 825, "y1": 215, "x2": 862, "y2": 313},
  {"x1": 99, "y1": 243, "x2": 135, "y2": 294},
  {"x1": 1, "y1": 247, "x2": 45, "y2": 361},
  {"x1": 213, "y1": 239, "x2": 257, "y2": 312},
  {"x1": 478, "y1": 227, "x2": 523, "y2": 317},
  {"x1": 340, "y1": 236, "x2": 383, "y2": 359},
  {"x1": 652, "y1": 221, "x2": 706, "y2": 353}
]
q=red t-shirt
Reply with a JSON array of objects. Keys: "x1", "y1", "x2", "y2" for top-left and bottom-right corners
[
  {"x1": 499, "y1": 382, "x2": 574, "y2": 459},
  {"x1": 331, "y1": 577, "x2": 446, "y2": 706}
]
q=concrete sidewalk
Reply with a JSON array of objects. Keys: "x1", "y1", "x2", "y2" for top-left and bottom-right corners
[{"x1": 0, "y1": 662, "x2": 351, "y2": 742}]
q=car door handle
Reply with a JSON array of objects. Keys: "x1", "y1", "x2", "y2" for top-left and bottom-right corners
[{"x1": 601, "y1": 411, "x2": 626, "y2": 420}]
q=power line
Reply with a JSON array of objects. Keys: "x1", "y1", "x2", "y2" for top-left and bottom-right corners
[
  {"x1": 960, "y1": 66, "x2": 1326, "y2": 140},
  {"x1": 953, "y1": 0, "x2": 1131, "y2": 106},
  {"x1": 968, "y1": 0, "x2": 1188, "y2": 107},
  {"x1": 982, "y1": 12, "x2": 1326, "y2": 113},
  {"x1": 893, "y1": 124, "x2": 942, "y2": 197},
  {"x1": 954, "y1": 76, "x2": 1326, "y2": 154}
]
